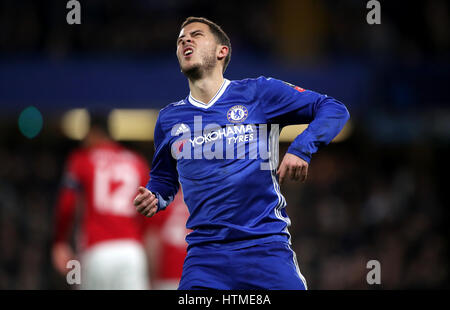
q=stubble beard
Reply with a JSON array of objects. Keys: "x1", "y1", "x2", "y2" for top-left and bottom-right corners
[{"x1": 180, "y1": 47, "x2": 217, "y2": 81}]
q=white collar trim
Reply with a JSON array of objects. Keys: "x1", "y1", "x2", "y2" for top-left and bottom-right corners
[{"x1": 188, "y1": 79, "x2": 230, "y2": 109}]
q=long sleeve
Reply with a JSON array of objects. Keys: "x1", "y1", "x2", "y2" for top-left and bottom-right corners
[
  {"x1": 53, "y1": 153, "x2": 81, "y2": 244},
  {"x1": 146, "y1": 113, "x2": 180, "y2": 212},
  {"x1": 257, "y1": 76, "x2": 350, "y2": 163},
  {"x1": 53, "y1": 187, "x2": 77, "y2": 244}
]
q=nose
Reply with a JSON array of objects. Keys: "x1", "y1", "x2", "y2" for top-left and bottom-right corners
[{"x1": 182, "y1": 38, "x2": 192, "y2": 45}]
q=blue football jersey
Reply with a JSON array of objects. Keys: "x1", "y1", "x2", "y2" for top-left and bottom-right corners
[{"x1": 147, "y1": 76, "x2": 349, "y2": 250}]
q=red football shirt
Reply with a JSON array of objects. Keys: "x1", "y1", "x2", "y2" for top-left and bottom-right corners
[
  {"x1": 54, "y1": 141, "x2": 150, "y2": 251},
  {"x1": 148, "y1": 191, "x2": 191, "y2": 280}
]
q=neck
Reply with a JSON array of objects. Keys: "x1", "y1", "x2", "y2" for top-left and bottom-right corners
[{"x1": 188, "y1": 68, "x2": 224, "y2": 104}]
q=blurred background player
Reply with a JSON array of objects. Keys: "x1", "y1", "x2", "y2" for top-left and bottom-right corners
[
  {"x1": 145, "y1": 190, "x2": 190, "y2": 290},
  {"x1": 51, "y1": 111, "x2": 152, "y2": 289}
]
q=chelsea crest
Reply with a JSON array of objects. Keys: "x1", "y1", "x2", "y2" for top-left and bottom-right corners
[{"x1": 227, "y1": 105, "x2": 248, "y2": 123}]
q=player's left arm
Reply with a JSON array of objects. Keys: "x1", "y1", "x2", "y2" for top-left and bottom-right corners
[
  {"x1": 52, "y1": 154, "x2": 81, "y2": 275},
  {"x1": 257, "y1": 77, "x2": 350, "y2": 184}
]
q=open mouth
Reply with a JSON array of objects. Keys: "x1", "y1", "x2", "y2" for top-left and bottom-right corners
[{"x1": 183, "y1": 48, "x2": 193, "y2": 57}]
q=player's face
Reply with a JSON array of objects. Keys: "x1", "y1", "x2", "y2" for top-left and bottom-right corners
[{"x1": 176, "y1": 22, "x2": 219, "y2": 77}]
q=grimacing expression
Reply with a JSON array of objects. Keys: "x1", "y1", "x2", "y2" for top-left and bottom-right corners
[{"x1": 176, "y1": 22, "x2": 220, "y2": 76}]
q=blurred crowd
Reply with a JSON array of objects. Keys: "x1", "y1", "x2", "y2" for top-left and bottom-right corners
[
  {"x1": 284, "y1": 138, "x2": 449, "y2": 289},
  {"x1": 0, "y1": 122, "x2": 448, "y2": 289},
  {"x1": 1, "y1": 0, "x2": 448, "y2": 63},
  {"x1": 0, "y1": 130, "x2": 63, "y2": 289}
]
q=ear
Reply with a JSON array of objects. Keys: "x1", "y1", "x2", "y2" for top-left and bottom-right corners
[{"x1": 217, "y1": 45, "x2": 229, "y2": 61}]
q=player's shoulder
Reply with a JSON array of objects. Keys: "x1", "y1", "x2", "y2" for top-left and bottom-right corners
[
  {"x1": 123, "y1": 146, "x2": 147, "y2": 164},
  {"x1": 158, "y1": 98, "x2": 193, "y2": 129},
  {"x1": 157, "y1": 99, "x2": 187, "y2": 121},
  {"x1": 237, "y1": 76, "x2": 308, "y2": 94},
  {"x1": 227, "y1": 76, "x2": 287, "y2": 101},
  {"x1": 229, "y1": 76, "x2": 284, "y2": 91},
  {"x1": 62, "y1": 147, "x2": 88, "y2": 172},
  {"x1": 161, "y1": 99, "x2": 187, "y2": 112},
  {"x1": 124, "y1": 149, "x2": 149, "y2": 169},
  {"x1": 67, "y1": 147, "x2": 87, "y2": 162},
  {"x1": 229, "y1": 75, "x2": 273, "y2": 85}
]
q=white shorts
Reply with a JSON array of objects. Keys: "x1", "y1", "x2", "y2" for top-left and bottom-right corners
[
  {"x1": 153, "y1": 279, "x2": 180, "y2": 290},
  {"x1": 80, "y1": 239, "x2": 149, "y2": 290}
]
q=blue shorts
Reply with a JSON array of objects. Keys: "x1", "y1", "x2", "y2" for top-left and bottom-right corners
[{"x1": 178, "y1": 241, "x2": 307, "y2": 290}]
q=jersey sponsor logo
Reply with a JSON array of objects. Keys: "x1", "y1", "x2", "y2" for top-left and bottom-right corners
[
  {"x1": 189, "y1": 124, "x2": 255, "y2": 146},
  {"x1": 227, "y1": 105, "x2": 248, "y2": 123},
  {"x1": 169, "y1": 116, "x2": 277, "y2": 170}
]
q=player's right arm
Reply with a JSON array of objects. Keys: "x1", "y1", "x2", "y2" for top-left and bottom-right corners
[{"x1": 134, "y1": 112, "x2": 179, "y2": 217}]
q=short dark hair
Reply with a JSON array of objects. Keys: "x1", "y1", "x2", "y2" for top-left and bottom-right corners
[{"x1": 180, "y1": 17, "x2": 232, "y2": 73}]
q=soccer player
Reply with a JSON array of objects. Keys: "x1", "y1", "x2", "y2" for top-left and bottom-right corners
[
  {"x1": 52, "y1": 112, "x2": 151, "y2": 289},
  {"x1": 133, "y1": 17, "x2": 350, "y2": 289}
]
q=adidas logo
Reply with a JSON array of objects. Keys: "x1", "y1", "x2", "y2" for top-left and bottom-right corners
[{"x1": 175, "y1": 123, "x2": 189, "y2": 136}]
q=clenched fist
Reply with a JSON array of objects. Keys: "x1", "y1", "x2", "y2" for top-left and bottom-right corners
[
  {"x1": 277, "y1": 153, "x2": 309, "y2": 185},
  {"x1": 134, "y1": 186, "x2": 158, "y2": 217}
]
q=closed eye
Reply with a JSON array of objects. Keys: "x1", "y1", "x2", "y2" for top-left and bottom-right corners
[{"x1": 177, "y1": 29, "x2": 204, "y2": 45}]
